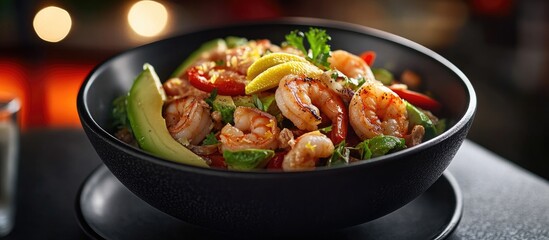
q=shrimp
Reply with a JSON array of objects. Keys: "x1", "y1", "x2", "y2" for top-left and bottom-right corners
[
  {"x1": 319, "y1": 70, "x2": 356, "y2": 104},
  {"x1": 194, "y1": 39, "x2": 278, "y2": 75},
  {"x1": 282, "y1": 131, "x2": 335, "y2": 171},
  {"x1": 163, "y1": 96, "x2": 213, "y2": 145},
  {"x1": 349, "y1": 80, "x2": 408, "y2": 140},
  {"x1": 219, "y1": 106, "x2": 280, "y2": 152},
  {"x1": 328, "y1": 50, "x2": 375, "y2": 80},
  {"x1": 275, "y1": 74, "x2": 348, "y2": 144},
  {"x1": 163, "y1": 78, "x2": 209, "y2": 99}
]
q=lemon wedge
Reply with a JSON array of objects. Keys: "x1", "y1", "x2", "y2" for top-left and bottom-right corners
[
  {"x1": 245, "y1": 61, "x2": 323, "y2": 95},
  {"x1": 246, "y1": 52, "x2": 308, "y2": 81}
]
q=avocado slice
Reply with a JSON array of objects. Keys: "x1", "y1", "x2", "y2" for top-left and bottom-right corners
[
  {"x1": 170, "y1": 38, "x2": 227, "y2": 78},
  {"x1": 126, "y1": 64, "x2": 208, "y2": 167},
  {"x1": 232, "y1": 95, "x2": 255, "y2": 108},
  {"x1": 212, "y1": 95, "x2": 236, "y2": 124},
  {"x1": 405, "y1": 101, "x2": 437, "y2": 140}
]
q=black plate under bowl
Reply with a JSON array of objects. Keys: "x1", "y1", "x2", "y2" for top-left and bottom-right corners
[{"x1": 76, "y1": 165, "x2": 462, "y2": 240}]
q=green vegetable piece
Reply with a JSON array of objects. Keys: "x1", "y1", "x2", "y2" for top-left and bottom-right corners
[
  {"x1": 233, "y1": 95, "x2": 255, "y2": 108},
  {"x1": 372, "y1": 68, "x2": 393, "y2": 85},
  {"x1": 328, "y1": 140, "x2": 350, "y2": 166},
  {"x1": 202, "y1": 132, "x2": 219, "y2": 146},
  {"x1": 212, "y1": 95, "x2": 236, "y2": 124},
  {"x1": 223, "y1": 149, "x2": 275, "y2": 170},
  {"x1": 225, "y1": 36, "x2": 248, "y2": 48},
  {"x1": 405, "y1": 101, "x2": 437, "y2": 140},
  {"x1": 111, "y1": 95, "x2": 130, "y2": 131},
  {"x1": 126, "y1": 64, "x2": 208, "y2": 167},
  {"x1": 285, "y1": 30, "x2": 307, "y2": 55},
  {"x1": 260, "y1": 94, "x2": 280, "y2": 116},
  {"x1": 170, "y1": 38, "x2": 227, "y2": 78},
  {"x1": 356, "y1": 135, "x2": 406, "y2": 160},
  {"x1": 331, "y1": 70, "x2": 365, "y2": 90},
  {"x1": 285, "y1": 28, "x2": 331, "y2": 69},
  {"x1": 252, "y1": 94, "x2": 264, "y2": 111},
  {"x1": 319, "y1": 125, "x2": 332, "y2": 134},
  {"x1": 204, "y1": 88, "x2": 218, "y2": 108},
  {"x1": 435, "y1": 118, "x2": 447, "y2": 135},
  {"x1": 252, "y1": 93, "x2": 276, "y2": 111}
]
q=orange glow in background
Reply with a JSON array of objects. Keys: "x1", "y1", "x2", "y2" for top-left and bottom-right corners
[
  {"x1": 43, "y1": 63, "x2": 94, "y2": 128},
  {"x1": 0, "y1": 60, "x2": 29, "y2": 130},
  {"x1": 0, "y1": 59, "x2": 93, "y2": 129}
]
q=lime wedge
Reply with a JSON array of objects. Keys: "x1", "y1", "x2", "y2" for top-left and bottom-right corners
[
  {"x1": 246, "y1": 52, "x2": 308, "y2": 81},
  {"x1": 245, "y1": 61, "x2": 323, "y2": 95}
]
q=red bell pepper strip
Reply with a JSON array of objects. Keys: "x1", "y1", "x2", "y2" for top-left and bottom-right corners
[
  {"x1": 203, "y1": 154, "x2": 227, "y2": 169},
  {"x1": 330, "y1": 111, "x2": 348, "y2": 146},
  {"x1": 389, "y1": 85, "x2": 442, "y2": 112},
  {"x1": 359, "y1": 51, "x2": 376, "y2": 66},
  {"x1": 267, "y1": 151, "x2": 287, "y2": 169},
  {"x1": 187, "y1": 66, "x2": 246, "y2": 96}
]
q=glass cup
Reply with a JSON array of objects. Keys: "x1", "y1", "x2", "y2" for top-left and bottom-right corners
[{"x1": 0, "y1": 95, "x2": 20, "y2": 237}]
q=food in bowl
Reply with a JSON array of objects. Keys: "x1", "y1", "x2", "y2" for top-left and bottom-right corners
[
  {"x1": 79, "y1": 19, "x2": 476, "y2": 234},
  {"x1": 111, "y1": 28, "x2": 447, "y2": 171}
]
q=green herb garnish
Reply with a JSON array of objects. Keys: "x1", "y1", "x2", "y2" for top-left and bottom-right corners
[
  {"x1": 202, "y1": 132, "x2": 219, "y2": 145},
  {"x1": 204, "y1": 88, "x2": 218, "y2": 108},
  {"x1": 112, "y1": 95, "x2": 130, "y2": 131},
  {"x1": 328, "y1": 140, "x2": 350, "y2": 166},
  {"x1": 285, "y1": 28, "x2": 332, "y2": 69},
  {"x1": 355, "y1": 135, "x2": 406, "y2": 160},
  {"x1": 252, "y1": 94, "x2": 264, "y2": 111}
]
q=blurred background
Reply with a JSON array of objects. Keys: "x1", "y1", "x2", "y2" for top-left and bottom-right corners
[{"x1": 1, "y1": 0, "x2": 548, "y2": 179}]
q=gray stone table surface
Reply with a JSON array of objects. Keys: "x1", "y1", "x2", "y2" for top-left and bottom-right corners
[{"x1": 1, "y1": 128, "x2": 548, "y2": 239}]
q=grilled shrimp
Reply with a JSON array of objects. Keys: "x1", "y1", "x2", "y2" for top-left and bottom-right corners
[
  {"x1": 163, "y1": 78, "x2": 209, "y2": 99},
  {"x1": 163, "y1": 96, "x2": 213, "y2": 145},
  {"x1": 283, "y1": 131, "x2": 335, "y2": 171},
  {"x1": 349, "y1": 80, "x2": 408, "y2": 140},
  {"x1": 192, "y1": 39, "x2": 278, "y2": 75},
  {"x1": 328, "y1": 50, "x2": 375, "y2": 79},
  {"x1": 275, "y1": 74, "x2": 348, "y2": 144},
  {"x1": 219, "y1": 106, "x2": 280, "y2": 152},
  {"x1": 319, "y1": 70, "x2": 356, "y2": 104}
]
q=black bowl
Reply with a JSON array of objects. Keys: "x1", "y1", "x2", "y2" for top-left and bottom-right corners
[{"x1": 77, "y1": 18, "x2": 476, "y2": 236}]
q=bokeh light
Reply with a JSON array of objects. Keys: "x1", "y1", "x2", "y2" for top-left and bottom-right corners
[
  {"x1": 127, "y1": 1, "x2": 168, "y2": 37},
  {"x1": 33, "y1": 6, "x2": 72, "y2": 43}
]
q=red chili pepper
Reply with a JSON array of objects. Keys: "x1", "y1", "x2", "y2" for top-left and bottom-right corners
[
  {"x1": 389, "y1": 86, "x2": 442, "y2": 112},
  {"x1": 187, "y1": 66, "x2": 246, "y2": 96},
  {"x1": 267, "y1": 151, "x2": 287, "y2": 169},
  {"x1": 359, "y1": 51, "x2": 376, "y2": 66}
]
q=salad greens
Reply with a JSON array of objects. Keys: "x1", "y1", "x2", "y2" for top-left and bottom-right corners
[{"x1": 223, "y1": 149, "x2": 275, "y2": 170}]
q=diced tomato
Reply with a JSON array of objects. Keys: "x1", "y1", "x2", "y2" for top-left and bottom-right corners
[
  {"x1": 359, "y1": 51, "x2": 376, "y2": 66},
  {"x1": 389, "y1": 86, "x2": 442, "y2": 112},
  {"x1": 187, "y1": 66, "x2": 246, "y2": 96}
]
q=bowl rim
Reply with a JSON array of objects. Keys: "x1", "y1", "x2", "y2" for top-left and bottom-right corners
[{"x1": 77, "y1": 17, "x2": 477, "y2": 178}]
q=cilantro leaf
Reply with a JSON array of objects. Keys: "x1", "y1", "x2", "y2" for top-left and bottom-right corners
[
  {"x1": 285, "y1": 28, "x2": 332, "y2": 69},
  {"x1": 202, "y1": 132, "x2": 219, "y2": 145},
  {"x1": 328, "y1": 140, "x2": 350, "y2": 166},
  {"x1": 204, "y1": 88, "x2": 218, "y2": 108},
  {"x1": 285, "y1": 30, "x2": 307, "y2": 54},
  {"x1": 305, "y1": 28, "x2": 331, "y2": 69}
]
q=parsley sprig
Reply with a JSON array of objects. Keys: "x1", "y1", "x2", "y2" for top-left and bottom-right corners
[{"x1": 285, "y1": 28, "x2": 332, "y2": 70}]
